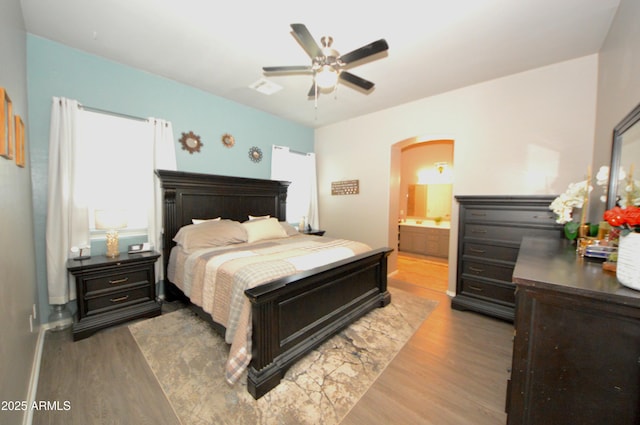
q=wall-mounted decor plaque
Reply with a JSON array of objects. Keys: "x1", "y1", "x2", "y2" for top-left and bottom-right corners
[{"x1": 331, "y1": 180, "x2": 359, "y2": 195}]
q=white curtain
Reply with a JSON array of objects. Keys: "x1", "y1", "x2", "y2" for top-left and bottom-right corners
[
  {"x1": 46, "y1": 97, "x2": 88, "y2": 304},
  {"x1": 306, "y1": 152, "x2": 319, "y2": 229},
  {"x1": 271, "y1": 145, "x2": 319, "y2": 229},
  {"x1": 148, "y1": 118, "x2": 177, "y2": 284}
]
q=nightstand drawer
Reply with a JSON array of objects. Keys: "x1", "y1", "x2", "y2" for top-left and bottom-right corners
[
  {"x1": 84, "y1": 269, "x2": 151, "y2": 295},
  {"x1": 85, "y1": 286, "x2": 153, "y2": 316},
  {"x1": 461, "y1": 278, "x2": 515, "y2": 305},
  {"x1": 462, "y1": 260, "x2": 514, "y2": 282}
]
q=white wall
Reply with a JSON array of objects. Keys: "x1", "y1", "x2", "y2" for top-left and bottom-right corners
[
  {"x1": 315, "y1": 55, "x2": 598, "y2": 292},
  {"x1": 0, "y1": 0, "x2": 40, "y2": 424},
  {"x1": 591, "y1": 0, "x2": 640, "y2": 218}
]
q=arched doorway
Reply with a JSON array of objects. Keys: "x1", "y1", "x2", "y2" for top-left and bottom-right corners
[{"x1": 388, "y1": 136, "x2": 455, "y2": 292}]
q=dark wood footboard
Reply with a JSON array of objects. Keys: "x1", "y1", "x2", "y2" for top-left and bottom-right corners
[{"x1": 245, "y1": 247, "x2": 392, "y2": 399}]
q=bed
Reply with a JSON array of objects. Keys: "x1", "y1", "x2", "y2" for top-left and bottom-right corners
[{"x1": 156, "y1": 169, "x2": 392, "y2": 399}]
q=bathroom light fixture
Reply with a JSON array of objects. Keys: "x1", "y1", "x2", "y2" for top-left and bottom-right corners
[
  {"x1": 435, "y1": 162, "x2": 448, "y2": 174},
  {"x1": 95, "y1": 209, "x2": 128, "y2": 258}
]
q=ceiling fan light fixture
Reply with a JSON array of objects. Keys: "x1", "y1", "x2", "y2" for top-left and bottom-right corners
[{"x1": 315, "y1": 65, "x2": 339, "y2": 89}]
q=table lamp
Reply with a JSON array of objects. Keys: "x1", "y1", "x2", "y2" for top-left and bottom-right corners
[{"x1": 95, "y1": 209, "x2": 128, "y2": 258}]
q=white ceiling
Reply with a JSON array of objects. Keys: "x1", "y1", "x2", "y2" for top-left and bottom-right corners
[{"x1": 21, "y1": 0, "x2": 620, "y2": 128}]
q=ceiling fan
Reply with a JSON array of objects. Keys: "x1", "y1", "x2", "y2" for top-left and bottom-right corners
[{"x1": 263, "y1": 23, "x2": 389, "y2": 97}]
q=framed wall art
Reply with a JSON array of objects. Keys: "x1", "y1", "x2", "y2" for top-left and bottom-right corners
[
  {"x1": 0, "y1": 88, "x2": 14, "y2": 159},
  {"x1": 14, "y1": 114, "x2": 25, "y2": 167}
]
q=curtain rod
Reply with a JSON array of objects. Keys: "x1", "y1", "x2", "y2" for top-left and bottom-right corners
[
  {"x1": 57, "y1": 98, "x2": 169, "y2": 127},
  {"x1": 79, "y1": 104, "x2": 148, "y2": 122}
]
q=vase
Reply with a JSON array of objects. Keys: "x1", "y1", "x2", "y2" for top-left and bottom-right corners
[
  {"x1": 564, "y1": 222, "x2": 579, "y2": 241},
  {"x1": 616, "y1": 232, "x2": 640, "y2": 290}
]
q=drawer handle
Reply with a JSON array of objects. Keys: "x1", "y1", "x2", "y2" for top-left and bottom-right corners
[
  {"x1": 469, "y1": 247, "x2": 486, "y2": 254},
  {"x1": 468, "y1": 285, "x2": 483, "y2": 291},
  {"x1": 469, "y1": 266, "x2": 485, "y2": 273},
  {"x1": 109, "y1": 277, "x2": 129, "y2": 285},
  {"x1": 471, "y1": 212, "x2": 487, "y2": 216},
  {"x1": 110, "y1": 295, "x2": 130, "y2": 303},
  {"x1": 471, "y1": 229, "x2": 487, "y2": 234},
  {"x1": 532, "y1": 215, "x2": 553, "y2": 220}
]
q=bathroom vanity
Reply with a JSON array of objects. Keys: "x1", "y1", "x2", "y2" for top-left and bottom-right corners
[{"x1": 398, "y1": 220, "x2": 450, "y2": 258}]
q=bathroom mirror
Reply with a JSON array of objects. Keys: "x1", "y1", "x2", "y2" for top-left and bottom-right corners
[
  {"x1": 407, "y1": 184, "x2": 452, "y2": 219},
  {"x1": 607, "y1": 102, "x2": 640, "y2": 209}
]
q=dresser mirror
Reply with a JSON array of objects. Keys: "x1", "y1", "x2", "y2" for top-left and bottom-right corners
[{"x1": 608, "y1": 102, "x2": 640, "y2": 209}]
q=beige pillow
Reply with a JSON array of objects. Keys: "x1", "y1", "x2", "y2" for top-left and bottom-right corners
[
  {"x1": 243, "y1": 217, "x2": 288, "y2": 243},
  {"x1": 174, "y1": 219, "x2": 247, "y2": 251},
  {"x1": 248, "y1": 214, "x2": 270, "y2": 221}
]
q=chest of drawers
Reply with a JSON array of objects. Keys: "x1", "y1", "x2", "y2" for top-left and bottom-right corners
[
  {"x1": 67, "y1": 251, "x2": 161, "y2": 340},
  {"x1": 451, "y1": 196, "x2": 562, "y2": 321}
]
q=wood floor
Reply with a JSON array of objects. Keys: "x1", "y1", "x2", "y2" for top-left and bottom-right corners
[
  {"x1": 33, "y1": 255, "x2": 513, "y2": 425},
  {"x1": 343, "y1": 254, "x2": 513, "y2": 425}
]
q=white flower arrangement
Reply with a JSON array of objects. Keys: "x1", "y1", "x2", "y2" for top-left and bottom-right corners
[
  {"x1": 549, "y1": 180, "x2": 592, "y2": 224},
  {"x1": 551, "y1": 165, "x2": 639, "y2": 227},
  {"x1": 596, "y1": 165, "x2": 640, "y2": 207}
]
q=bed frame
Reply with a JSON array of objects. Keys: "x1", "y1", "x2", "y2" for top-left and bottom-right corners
[{"x1": 156, "y1": 169, "x2": 392, "y2": 399}]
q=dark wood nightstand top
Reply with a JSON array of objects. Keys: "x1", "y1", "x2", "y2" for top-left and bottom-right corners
[
  {"x1": 67, "y1": 251, "x2": 160, "y2": 272},
  {"x1": 303, "y1": 229, "x2": 326, "y2": 236}
]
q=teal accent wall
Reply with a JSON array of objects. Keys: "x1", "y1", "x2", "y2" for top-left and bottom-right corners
[{"x1": 27, "y1": 35, "x2": 313, "y2": 321}]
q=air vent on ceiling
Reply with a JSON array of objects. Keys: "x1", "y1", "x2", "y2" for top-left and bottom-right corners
[{"x1": 249, "y1": 78, "x2": 282, "y2": 95}]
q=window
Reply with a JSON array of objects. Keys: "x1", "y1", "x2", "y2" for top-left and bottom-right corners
[
  {"x1": 75, "y1": 110, "x2": 153, "y2": 236},
  {"x1": 270, "y1": 145, "x2": 318, "y2": 226}
]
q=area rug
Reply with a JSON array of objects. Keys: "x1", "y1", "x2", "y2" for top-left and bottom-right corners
[{"x1": 129, "y1": 287, "x2": 437, "y2": 425}]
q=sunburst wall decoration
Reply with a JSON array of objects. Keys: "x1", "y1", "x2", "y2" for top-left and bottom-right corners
[{"x1": 248, "y1": 146, "x2": 263, "y2": 163}]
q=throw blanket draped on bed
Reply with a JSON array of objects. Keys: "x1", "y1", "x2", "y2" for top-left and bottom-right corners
[{"x1": 168, "y1": 235, "x2": 371, "y2": 383}]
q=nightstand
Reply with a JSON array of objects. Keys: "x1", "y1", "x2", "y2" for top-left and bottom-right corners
[
  {"x1": 67, "y1": 251, "x2": 162, "y2": 341},
  {"x1": 303, "y1": 229, "x2": 326, "y2": 236}
]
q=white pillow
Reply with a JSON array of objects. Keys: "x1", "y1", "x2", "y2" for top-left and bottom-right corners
[
  {"x1": 243, "y1": 217, "x2": 288, "y2": 243},
  {"x1": 248, "y1": 214, "x2": 270, "y2": 221},
  {"x1": 192, "y1": 217, "x2": 221, "y2": 224}
]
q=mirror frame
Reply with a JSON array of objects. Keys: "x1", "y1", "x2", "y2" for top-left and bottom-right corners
[{"x1": 607, "y1": 102, "x2": 640, "y2": 209}]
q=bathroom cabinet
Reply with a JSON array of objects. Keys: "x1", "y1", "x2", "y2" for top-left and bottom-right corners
[{"x1": 399, "y1": 224, "x2": 449, "y2": 258}]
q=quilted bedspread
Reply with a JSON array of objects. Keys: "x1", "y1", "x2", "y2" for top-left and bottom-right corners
[{"x1": 167, "y1": 235, "x2": 371, "y2": 384}]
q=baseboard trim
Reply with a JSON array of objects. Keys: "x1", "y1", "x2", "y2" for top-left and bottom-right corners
[{"x1": 23, "y1": 325, "x2": 47, "y2": 425}]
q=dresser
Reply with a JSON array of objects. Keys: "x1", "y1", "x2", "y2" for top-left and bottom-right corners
[
  {"x1": 451, "y1": 196, "x2": 562, "y2": 321},
  {"x1": 507, "y1": 237, "x2": 640, "y2": 424},
  {"x1": 67, "y1": 251, "x2": 161, "y2": 341}
]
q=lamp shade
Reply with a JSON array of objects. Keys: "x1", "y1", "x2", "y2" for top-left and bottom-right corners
[
  {"x1": 315, "y1": 66, "x2": 339, "y2": 89},
  {"x1": 95, "y1": 209, "x2": 128, "y2": 230}
]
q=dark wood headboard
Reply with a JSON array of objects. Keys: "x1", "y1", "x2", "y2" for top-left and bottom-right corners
[{"x1": 155, "y1": 169, "x2": 290, "y2": 279}]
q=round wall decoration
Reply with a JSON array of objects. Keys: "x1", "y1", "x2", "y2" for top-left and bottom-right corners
[
  {"x1": 248, "y1": 146, "x2": 263, "y2": 163},
  {"x1": 179, "y1": 131, "x2": 203, "y2": 154},
  {"x1": 221, "y1": 133, "x2": 235, "y2": 148}
]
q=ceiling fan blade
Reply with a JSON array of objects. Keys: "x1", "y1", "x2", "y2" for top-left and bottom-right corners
[
  {"x1": 307, "y1": 82, "x2": 317, "y2": 97},
  {"x1": 340, "y1": 71, "x2": 375, "y2": 91},
  {"x1": 339, "y1": 39, "x2": 389, "y2": 65},
  {"x1": 290, "y1": 23, "x2": 322, "y2": 58},
  {"x1": 263, "y1": 65, "x2": 312, "y2": 72}
]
